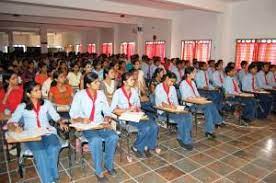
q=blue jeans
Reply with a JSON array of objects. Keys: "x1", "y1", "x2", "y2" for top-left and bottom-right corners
[
  {"x1": 199, "y1": 90, "x2": 223, "y2": 111},
  {"x1": 190, "y1": 103, "x2": 223, "y2": 133},
  {"x1": 256, "y1": 94, "x2": 272, "y2": 118},
  {"x1": 128, "y1": 117, "x2": 159, "y2": 152},
  {"x1": 25, "y1": 134, "x2": 61, "y2": 183},
  {"x1": 228, "y1": 97, "x2": 257, "y2": 120},
  {"x1": 83, "y1": 129, "x2": 119, "y2": 176},
  {"x1": 163, "y1": 113, "x2": 193, "y2": 144}
]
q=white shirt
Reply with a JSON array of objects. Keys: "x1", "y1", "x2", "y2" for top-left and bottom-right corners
[
  {"x1": 42, "y1": 78, "x2": 53, "y2": 98},
  {"x1": 67, "y1": 72, "x2": 81, "y2": 87}
]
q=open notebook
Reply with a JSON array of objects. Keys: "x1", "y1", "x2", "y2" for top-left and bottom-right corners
[
  {"x1": 69, "y1": 123, "x2": 103, "y2": 130},
  {"x1": 7, "y1": 128, "x2": 50, "y2": 141},
  {"x1": 118, "y1": 112, "x2": 145, "y2": 123}
]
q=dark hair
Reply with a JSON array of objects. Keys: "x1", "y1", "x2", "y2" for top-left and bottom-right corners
[
  {"x1": 248, "y1": 62, "x2": 257, "y2": 72},
  {"x1": 208, "y1": 60, "x2": 215, "y2": 65},
  {"x1": 2, "y1": 70, "x2": 17, "y2": 92},
  {"x1": 121, "y1": 72, "x2": 133, "y2": 83},
  {"x1": 225, "y1": 66, "x2": 235, "y2": 75},
  {"x1": 83, "y1": 72, "x2": 99, "y2": 89},
  {"x1": 93, "y1": 59, "x2": 102, "y2": 68},
  {"x1": 152, "y1": 68, "x2": 164, "y2": 80},
  {"x1": 162, "y1": 71, "x2": 177, "y2": 82},
  {"x1": 240, "y1": 61, "x2": 248, "y2": 67},
  {"x1": 198, "y1": 62, "x2": 206, "y2": 69},
  {"x1": 183, "y1": 66, "x2": 195, "y2": 80},
  {"x1": 23, "y1": 81, "x2": 44, "y2": 110},
  {"x1": 176, "y1": 60, "x2": 183, "y2": 66},
  {"x1": 103, "y1": 65, "x2": 114, "y2": 80},
  {"x1": 50, "y1": 69, "x2": 64, "y2": 87}
]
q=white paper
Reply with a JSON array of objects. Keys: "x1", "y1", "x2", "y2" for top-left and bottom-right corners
[
  {"x1": 119, "y1": 112, "x2": 145, "y2": 123},
  {"x1": 176, "y1": 105, "x2": 185, "y2": 111},
  {"x1": 56, "y1": 105, "x2": 70, "y2": 112},
  {"x1": 69, "y1": 122, "x2": 101, "y2": 130},
  {"x1": 7, "y1": 128, "x2": 50, "y2": 141}
]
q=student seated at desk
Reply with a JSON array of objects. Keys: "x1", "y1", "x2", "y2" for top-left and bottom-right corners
[
  {"x1": 267, "y1": 65, "x2": 276, "y2": 87},
  {"x1": 212, "y1": 60, "x2": 224, "y2": 88},
  {"x1": 155, "y1": 72, "x2": 194, "y2": 150},
  {"x1": 7, "y1": 81, "x2": 67, "y2": 183},
  {"x1": 80, "y1": 61, "x2": 93, "y2": 90},
  {"x1": 149, "y1": 68, "x2": 165, "y2": 104},
  {"x1": 171, "y1": 60, "x2": 185, "y2": 85},
  {"x1": 100, "y1": 66, "x2": 118, "y2": 105},
  {"x1": 66, "y1": 62, "x2": 81, "y2": 88},
  {"x1": 0, "y1": 70, "x2": 23, "y2": 114},
  {"x1": 223, "y1": 65, "x2": 257, "y2": 123},
  {"x1": 242, "y1": 63, "x2": 272, "y2": 119},
  {"x1": 35, "y1": 63, "x2": 48, "y2": 86},
  {"x1": 69, "y1": 72, "x2": 118, "y2": 182},
  {"x1": 49, "y1": 69, "x2": 73, "y2": 106},
  {"x1": 195, "y1": 62, "x2": 223, "y2": 112},
  {"x1": 256, "y1": 62, "x2": 274, "y2": 89},
  {"x1": 111, "y1": 72, "x2": 160, "y2": 158},
  {"x1": 180, "y1": 67, "x2": 224, "y2": 139},
  {"x1": 238, "y1": 61, "x2": 248, "y2": 85}
]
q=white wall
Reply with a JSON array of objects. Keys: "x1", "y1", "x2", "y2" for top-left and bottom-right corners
[
  {"x1": 220, "y1": 0, "x2": 276, "y2": 63},
  {"x1": 171, "y1": 10, "x2": 219, "y2": 59}
]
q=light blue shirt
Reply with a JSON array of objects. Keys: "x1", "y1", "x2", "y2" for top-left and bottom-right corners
[
  {"x1": 154, "y1": 83, "x2": 179, "y2": 114},
  {"x1": 92, "y1": 69, "x2": 104, "y2": 80},
  {"x1": 179, "y1": 80, "x2": 200, "y2": 100},
  {"x1": 171, "y1": 67, "x2": 185, "y2": 84},
  {"x1": 212, "y1": 70, "x2": 224, "y2": 87},
  {"x1": 141, "y1": 63, "x2": 155, "y2": 79},
  {"x1": 267, "y1": 71, "x2": 276, "y2": 87},
  {"x1": 208, "y1": 67, "x2": 215, "y2": 82},
  {"x1": 223, "y1": 76, "x2": 241, "y2": 95},
  {"x1": 69, "y1": 89, "x2": 111, "y2": 125},
  {"x1": 238, "y1": 69, "x2": 247, "y2": 84},
  {"x1": 195, "y1": 70, "x2": 214, "y2": 89},
  {"x1": 256, "y1": 70, "x2": 272, "y2": 89},
  {"x1": 242, "y1": 73, "x2": 259, "y2": 92},
  {"x1": 110, "y1": 87, "x2": 141, "y2": 111},
  {"x1": 8, "y1": 100, "x2": 60, "y2": 134}
]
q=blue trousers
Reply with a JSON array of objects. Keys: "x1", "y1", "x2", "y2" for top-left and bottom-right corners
[
  {"x1": 190, "y1": 103, "x2": 223, "y2": 133},
  {"x1": 25, "y1": 134, "x2": 61, "y2": 183},
  {"x1": 256, "y1": 94, "x2": 272, "y2": 118},
  {"x1": 163, "y1": 113, "x2": 193, "y2": 145},
  {"x1": 228, "y1": 97, "x2": 257, "y2": 120},
  {"x1": 129, "y1": 117, "x2": 159, "y2": 152},
  {"x1": 199, "y1": 90, "x2": 223, "y2": 111},
  {"x1": 83, "y1": 129, "x2": 119, "y2": 176}
]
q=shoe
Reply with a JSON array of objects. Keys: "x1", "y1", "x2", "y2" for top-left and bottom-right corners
[
  {"x1": 220, "y1": 123, "x2": 227, "y2": 127},
  {"x1": 96, "y1": 174, "x2": 108, "y2": 183},
  {"x1": 183, "y1": 143, "x2": 193, "y2": 151},
  {"x1": 144, "y1": 149, "x2": 153, "y2": 158},
  {"x1": 106, "y1": 169, "x2": 117, "y2": 177},
  {"x1": 131, "y1": 146, "x2": 144, "y2": 158},
  {"x1": 205, "y1": 132, "x2": 216, "y2": 139},
  {"x1": 177, "y1": 139, "x2": 193, "y2": 151}
]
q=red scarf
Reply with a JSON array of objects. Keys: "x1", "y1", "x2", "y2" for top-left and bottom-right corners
[
  {"x1": 252, "y1": 75, "x2": 256, "y2": 90},
  {"x1": 86, "y1": 89, "x2": 97, "y2": 122},
  {"x1": 264, "y1": 72, "x2": 268, "y2": 85},
  {"x1": 121, "y1": 86, "x2": 132, "y2": 107},
  {"x1": 233, "y1": 79, "x2": 239, "y2": 93},
  {"x1": 162, "y1": 82, "x2": 171, "y2": 104},
  {"x1": 204, "y1": 71, "x2": 209, "y2": 87},
  {"x1": 219, "y1": 72, "x2": 223, "y2": 84},
  {"x1": 33, "y1": 102, "x2": 41, "y2": 128},
  {"x1": 186, "y1": 80, "x2": 196, "y2": 96}
]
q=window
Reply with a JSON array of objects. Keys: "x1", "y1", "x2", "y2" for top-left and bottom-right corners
[
  {"x1": 75, "y1": 44, "x2": 83, "y2": 53},
  {"x1": 181, "y1": 40, "x2": 212, "y2": 62},
  {"x1": 13, "y1": 44, "x2": 26, "y2": 52},
  {"x1": 235, "y1": 39, "x2": 276, "y2": 68},
  {"x1": 101, "y1": 43, "x2": 112, "y2": 55},
  {"x1": 88, "y1": 43, "x2": 96, "y2": 54},
  {"x1": 120, "y1": 42, "x2": 135, "y2": 58},
  {"x1": 145, "y1": 41, "x2": 166, "y2": 62},
  {"x1": 66, "y1": 44, "x2": 73, "y2": 53}
]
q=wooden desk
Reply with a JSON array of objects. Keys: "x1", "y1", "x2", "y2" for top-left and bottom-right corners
[
  {"x1": 183, "y1": 98, "x2": 212, "y2": 105},
  {"x1": 154, "y1": 105, "x2": 189, "y2": 114},
  {"x1": 6, "y1": 134, "x2": 41, "y2": 144}
]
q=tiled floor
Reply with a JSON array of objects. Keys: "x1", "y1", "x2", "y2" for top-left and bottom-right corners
[{"x1": 1, "y1": 114, "x2": 276, "y2": 183}]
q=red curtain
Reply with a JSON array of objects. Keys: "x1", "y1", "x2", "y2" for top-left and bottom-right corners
[
  {"x1": 181, "y1": 40, "x2": 211, "y2": 62},
  {"x1": 88, "y1": 43, "x2": 96, "y2": 54},
  {"x1": 181, "y1": 41, "x2": 196, "y2": 61},
  {"x1": 120, "y1": 42, "x2": 135, "y2": 58},
  {"x1": 235, "y1": 39, "x2": 276, "y2": 69},
  {"x1": 101, "y1": 43, "x2": 112, "y2": 55},
  {"x1": 145, "y1": 41, "x2": 165, "y2": 62}
]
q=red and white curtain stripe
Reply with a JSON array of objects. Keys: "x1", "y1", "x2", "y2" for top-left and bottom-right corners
[
  {"x1": 120, "y1": 42, "x2": 135, "y2": 59},
  {"x1": 181, "y1": 40, "x2": 212, "y2": 63},
  {"x1": 87, "y1": 43, "x2": 96, "y2": 54},
  {"x1": 101, "y1": 43, "x2": 113, "y2": 55},
  {"x1": 145, "y1": 41, "x2": 166, "y2": 62}
]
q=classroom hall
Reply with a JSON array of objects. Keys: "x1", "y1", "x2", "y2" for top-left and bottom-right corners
[{"x1": 0, "y1": 0, "x2": 276, "y2": 182}]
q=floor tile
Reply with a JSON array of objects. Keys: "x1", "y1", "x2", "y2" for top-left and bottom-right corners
[
  {"x1": 155, "y1": 165, "x2": 185, "y2": 181},
  {"x1": 220, "y1": 155, "x2": 248, "y2": 169},
  {"x1": 136, "y1": 171, "x2": 167, "y2": 183},
  {"x1": 189, "y1": 153, "x2": 215, "y2": 166},
  {"x1": 204, "y1": 148, "x2": 228, "y2": 159},
  {"x1": 191, "y1": 167, "x2": 221, "y2": 183},
  {"x1": 251, "y1": 158, "x2": 276, "y2": 171},
  {"x1": 262, "y1": 171, "x2": 276, "y2": 183},
  {"x1": 141, "y1": 155, "x2": 167, "y2": 170},
  {"x1": 173, "y1": 158, "x2": 201, "y2": 173},
  {"x1": 158, "y1": 150, "x2": 184, "y2": 163},
  {"x1": 171, "y1": 174, "x2": 200, "y2": 183},
  {"x1": 241, "y1": 163, "x2": 270, "y2": 179},
  {"x1": 227, "y1": 170, "x2": 258, "y2": 183},
  {"x1": 207, "y1": 161, "x2": 235, "y2": 176},
  {"x1": 215, "y1": 143, "x2": 240, "y2": 154},
  {"x1": 122, "y1": 162, "x2": 151, "y2": 178}
]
